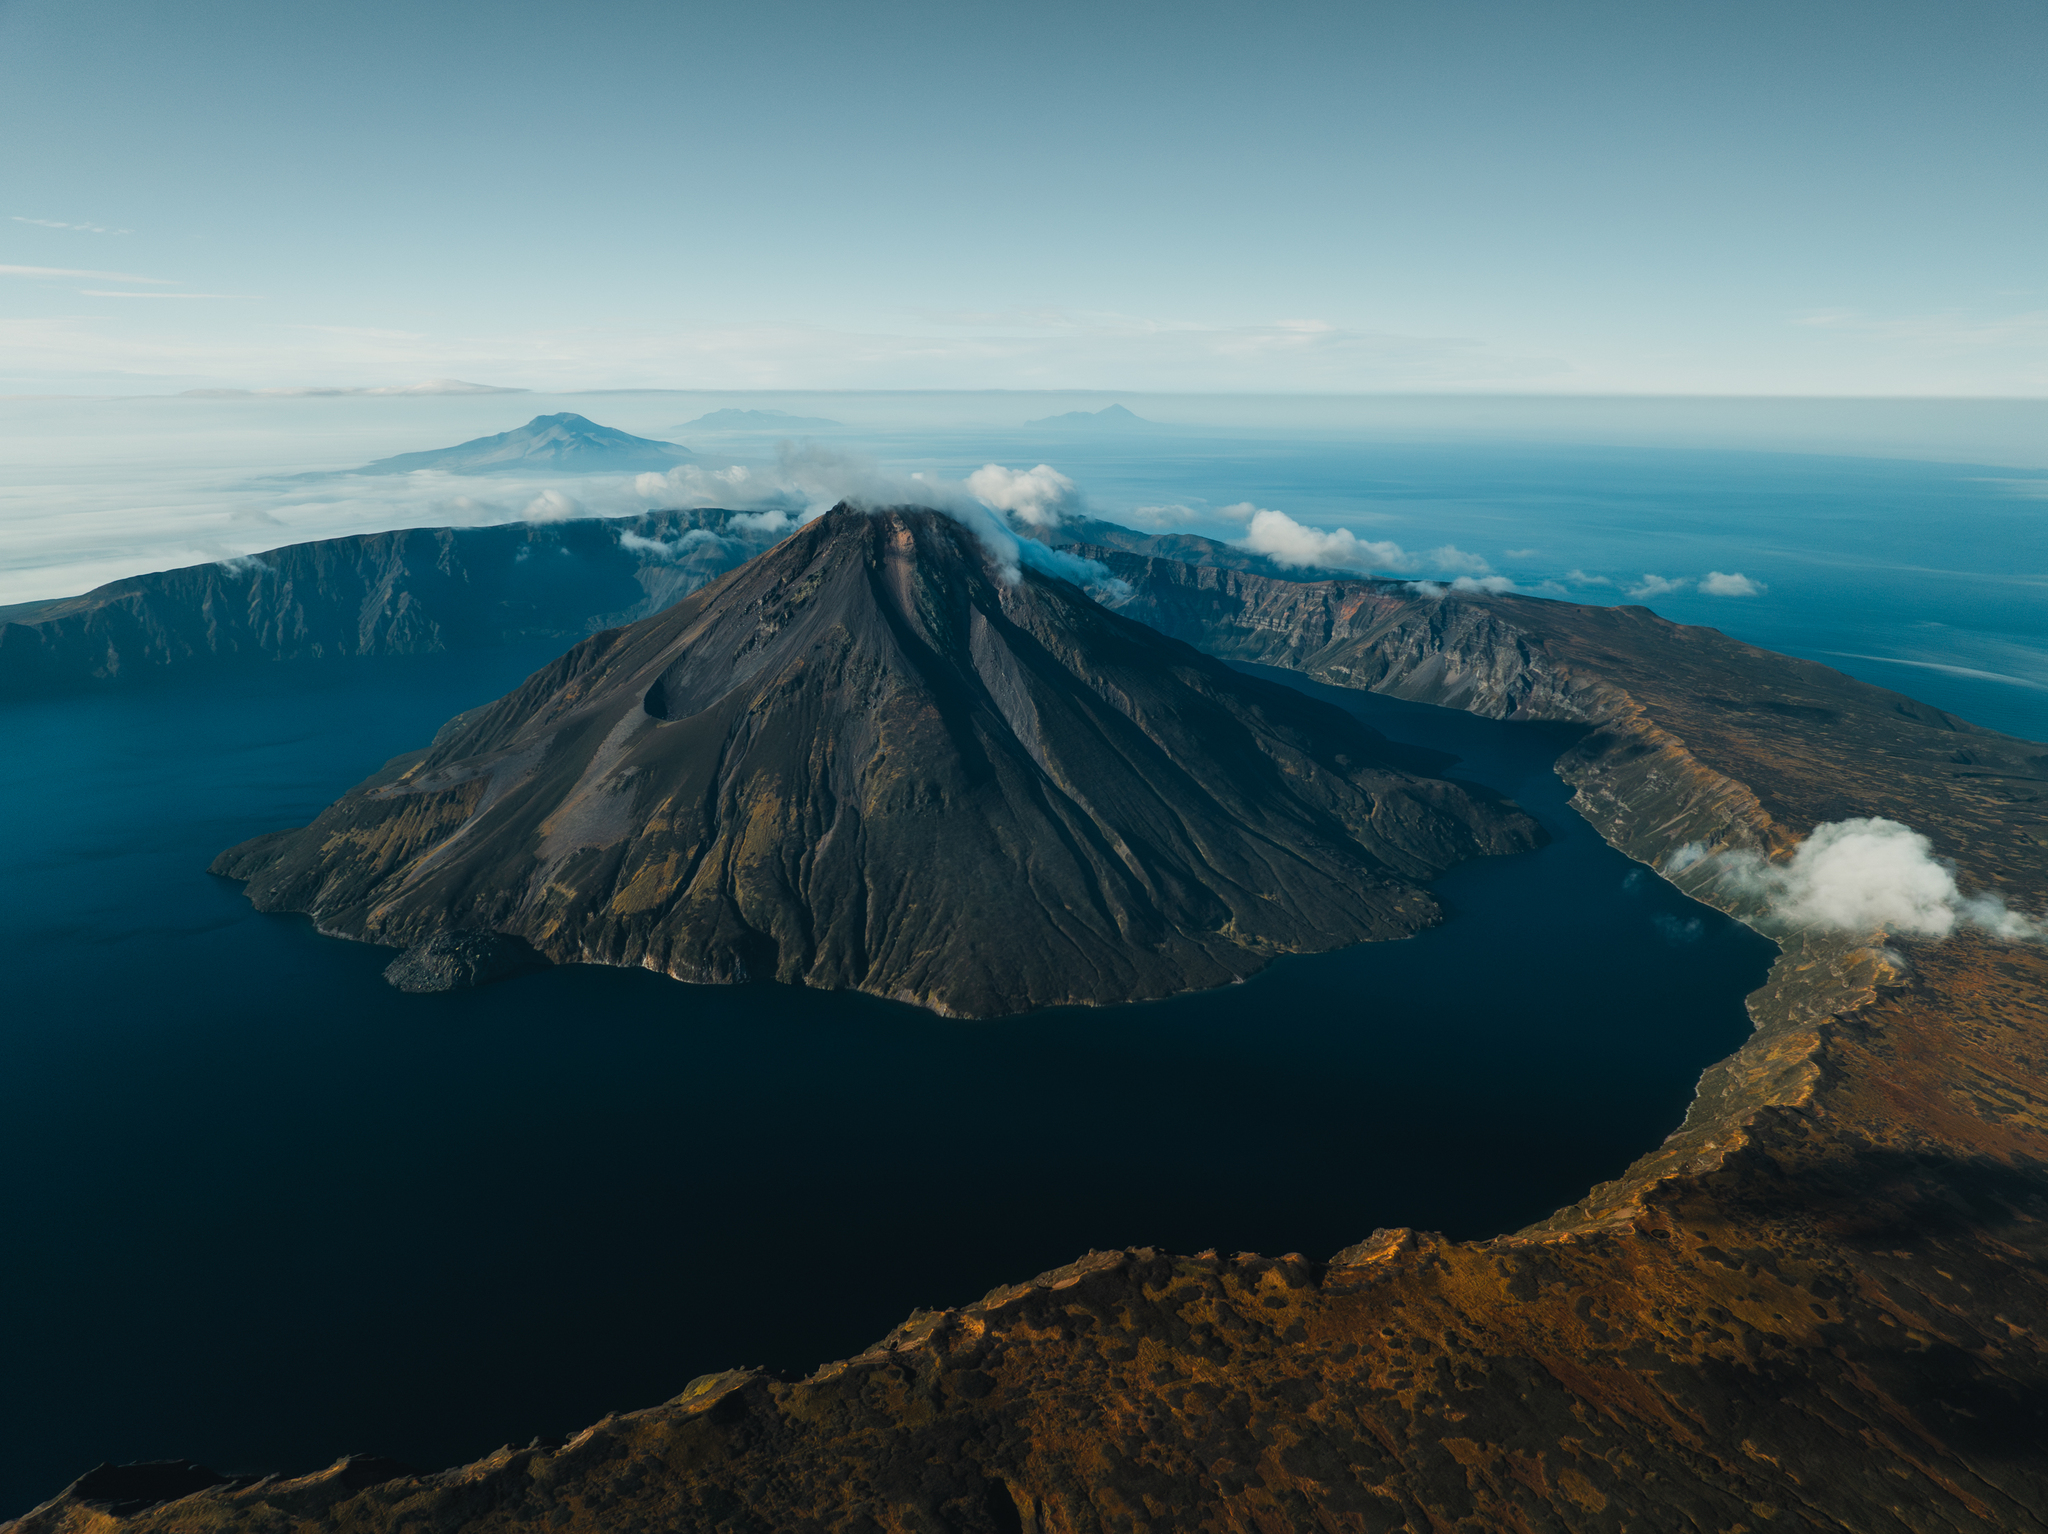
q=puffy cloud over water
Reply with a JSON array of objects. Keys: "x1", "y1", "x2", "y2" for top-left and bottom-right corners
[
  {"x1": 1670, "y1": 817, "x2": 2043, "y2": 941},
  {"x1": 1232, "y1": 507, "x2": 1416, "y2": 573},
  {"x1": 1623, "y1": 570, "x2": 1767, "y2": 600},
  {"x1": 1700, "y1": 570, "x2": 1765, "y2": 596},
  {"x1": 1627, "y1": 573, "x2": 1690, "y2": 600}
]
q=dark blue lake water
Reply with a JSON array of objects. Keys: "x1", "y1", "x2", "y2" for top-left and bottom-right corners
[{"x1": 0, "y1": 644, "x2": 1775, "y2": 1514}]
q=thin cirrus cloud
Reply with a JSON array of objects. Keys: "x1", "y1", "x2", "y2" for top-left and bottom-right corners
[
  {"x1": 0, "y1": 262, "x2": 243, "y2": 301},
  {"x1": 0, "y1": 264, "x2": 176, "y2": 284},
  {"x1": 13, "y1": 216, "x2": 131, "y2": 235}
]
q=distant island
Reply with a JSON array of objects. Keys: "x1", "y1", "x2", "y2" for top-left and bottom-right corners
[
  {"x1": 677, "y1": 408, "x2": 841, "y2": 430},
  {"x1": 1025, "y1": 403, "x2": 1151, "y2": 428},
  {"x1": 345, "y1": 413, "x2": 694, "y2": 476}
]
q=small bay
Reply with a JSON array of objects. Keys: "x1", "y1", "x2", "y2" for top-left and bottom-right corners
[{"x1": 0, "y1": 643, "x2": 1773, "y2": 1515}]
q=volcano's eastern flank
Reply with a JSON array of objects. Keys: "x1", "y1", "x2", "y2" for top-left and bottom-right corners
[{"x1": 212, "y1": 507, "x2": 1539, "y2": 1015}]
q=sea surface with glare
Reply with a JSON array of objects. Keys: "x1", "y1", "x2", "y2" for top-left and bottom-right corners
[{"x1": 1, "y1": 392, "x2": 2042, "y2": 1513}]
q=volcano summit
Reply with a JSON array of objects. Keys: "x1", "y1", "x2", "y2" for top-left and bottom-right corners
[
  {"x1": 348, "y1": 413, "x2": 694, "y2": 475},
  {"x1": 213, "y1": 506, "x2": 1539, "y2": 1015}
]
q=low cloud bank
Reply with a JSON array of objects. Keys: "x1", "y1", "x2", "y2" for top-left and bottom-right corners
[
  {"x1": 1413, "y1": 574, "x2": 1517, "y2": 596},
  {"x1": 1670, "y1": 817, "x2": 2042, "y2": 941},
  {"x1": 614, "y1": 522, "x2": 794, "y2": 561},
  {"x1": 630, "y1": 445, "x2": 1124, "y2": 597}
]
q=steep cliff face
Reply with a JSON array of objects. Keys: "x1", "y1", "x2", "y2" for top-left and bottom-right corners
[
  {"x1": 210, "y1": 508, "x2": 1538, "y2": 1017},
  {"x1": 1101, "y1": 547, "x2": 2048, "y2": 1225},
  {"x1": 0, "y1": 510, "x2": 781, "y2": 695}
]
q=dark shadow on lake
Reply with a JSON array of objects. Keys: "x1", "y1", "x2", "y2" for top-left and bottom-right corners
[{"x1": 0, "y1": 646, "x2": 1775, "y2": 1514}]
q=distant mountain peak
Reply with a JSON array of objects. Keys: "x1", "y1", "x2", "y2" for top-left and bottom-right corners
[
  {"x1": 352, "y1": 414, "x2": 694, "y2": 476},
  {"x1": 1025, "y1": 403, "x2": 1151, "y2": 428}
]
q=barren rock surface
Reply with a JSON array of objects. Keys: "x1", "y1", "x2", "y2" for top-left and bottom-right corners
[{"x1": 209, "y1": 508, "x2": 1538, "y2": 1017}]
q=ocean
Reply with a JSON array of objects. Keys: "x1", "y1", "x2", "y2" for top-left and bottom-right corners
[{"x1": 2, "y1": 391, "x2": 2042, "y2": 739}]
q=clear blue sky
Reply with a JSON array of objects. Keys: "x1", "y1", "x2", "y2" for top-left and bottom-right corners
[{"x1": 2, "y1": 0, "x2": 2043, "y2": 394}]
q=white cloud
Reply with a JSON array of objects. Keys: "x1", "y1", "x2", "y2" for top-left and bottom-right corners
[
  {"x1": 1235, "y1": 507, "x2": 1417, "y2": 572},
  {"x1": 0, "y1": 264, "x2": 174, "y2": 284},
  {"x1": 1563, "y1": 569, "x2": 1613, "y2": 587},
  {"x1": 78, "y1": 290, "x2": 248, "y2": 300},
  {"x1": 1626, "y1": 573, "x2": 1690, "y2": 599},
  {"x1": 1412, "y1": 575, "x2": 1516, "y2": 596},
  {"x1": 13, "y1": 216, "x2": 130, "y2": 234},
  {"x1": 1669, "y1": 817, "x2": 2043, "y2": 941},
  {"x1": 1699, "y1": 570, "x2": 1765, "y2": 596},
  {"x1": 1503, "y1": 547, "x2": 1539, "y2": 559},
  {"x1": 966, "y1": 462, "x2": 1079, "y2": 528},
  {"x1": 521, "y1": 489, "x2": 584, "y2": 522},
  {"x1": 1428, "y1": 545, "x2": 1492, "y2": 576},
  {"x1": 618, "y1": 527, "x2": 726, "y2": 560},
  {"x1": 632, "y1": 444, "x2": 1124, "y2": 597}
]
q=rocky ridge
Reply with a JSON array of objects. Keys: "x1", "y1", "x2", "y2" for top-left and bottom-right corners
[{"x1": 0, "y1": 509, "x2": 783, "y2": 695}]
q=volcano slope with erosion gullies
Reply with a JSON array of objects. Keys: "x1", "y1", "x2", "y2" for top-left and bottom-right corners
[
  {"x1": 15, "y1": 529, "x2": 2048, "y2": 1534},
  {"x1": 207, "y1": 506, "x2": 1538, "y2": 1017}
]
